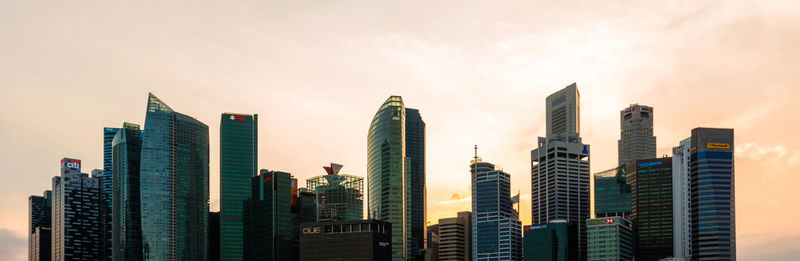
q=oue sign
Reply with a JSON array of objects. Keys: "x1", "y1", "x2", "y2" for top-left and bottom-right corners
[{"x1": 302, "y1": 227, "x2": 321, "y2": 234}]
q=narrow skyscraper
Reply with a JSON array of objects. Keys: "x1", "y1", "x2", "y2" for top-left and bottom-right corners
[
  {"x1": 627, "y1": 158, "x2": 674, "y2": 261},
  {"x1": 405, "y1": 108, "x2": 426, "y2": 260},
  {"x1": 220, "y1": 112, "x2": 258, "y2": 260},
  {"x1": 672, "y1": 138, "x2": 692, "y2": 259},
  {"x1": 28, "y1": 190, "x2": 52, "y2": 261},
  {"x1": 618, "y1": 104, "x2": 656, "y2": 166},
  {"x1": 52, "y1": 158, "x2": 104, "y2": 261},
  {"x1": 531, "y1": 83, "x2": 590, "y2": 260},
  {"x1": 244, "y1": 169, "x2": 297, "y2": 261},
  {"x1": 102, "y1": 127, "x2": 119, "y2": 261},
  {"x1": 472, "y1": 149, "x2": 522, "y2": 261},
  {"x1": 139, "y1": 93, "x2": 209, "y2": 260},
  {"x1": 368, "y1": 96, "x2": 410, "y2": 260},
  {"x1": 111, "y1": 123, "x2": 143, "y2": 260}
]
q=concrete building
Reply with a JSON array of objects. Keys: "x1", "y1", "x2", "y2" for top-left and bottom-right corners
[
  {"x1": 531, "y1": 83, "x2": 591, "y2": 260},
  {"x1": 28, "y1": 190, "x2": 52, "y2": 261},
  {"x1": 219, "y1": 113, "x2": 258, "y2": 260},
  {"x1": 586, "y1": 217, "x2": 634, "y2": 261},
  {"x1": 627, "y1": 158, "x2": 674, "y2": 261},
  {"x1": 438, "y1": 211, "x2": 471, "y2": 261},
  {"x1": 593, "y1": 166, "x2": 631, "y2": 218},
  {"x1": 672, "y1": 138, "x2": 692, "y2": 259},
  {"x1": 472, "y1": 152, "x2": 522, "y2": 261},
  {"x1": 299, "y1": 219, "x2": 392, "y2": 261},
  {"x1": 523, "y1": 220, "x2": 577, "y2": 261},
  {"x1": 618, "y1": 104, "x2": 656, "y2": 166},
  {"x1": 52, "y1": 158, "x2": 104, "y2": 261}
]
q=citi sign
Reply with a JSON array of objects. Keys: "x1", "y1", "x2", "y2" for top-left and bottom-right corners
[{"x1": 61, "y1": 159, "x2": 80, "y2": 169}]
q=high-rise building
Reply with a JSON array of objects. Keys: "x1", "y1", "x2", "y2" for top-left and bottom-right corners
[
  {"x1": 689, "y1": 128, "x2": 735, "y2": 260},
  {"x1": 471, "y1": 152, "x2": 522, "y2": 261},
  {"x1": 594, "y1": 166, "x2": 631, "y2": 218},
  {"x1": 672, "y1": 138, "x2": 692, "y2": 259},
  {"x1": 627, "y1": 158, "x2": 673, "y2": 261},
  {"x1": 102, "y1": 127, "x2": 119, "y2": 261},
  {"x1": 406, "y1": 108, "x2": 426, "y2": 260},
  {"x1": 299, "y1": 219, "x2": 393, "y2": 261},
  {"x1": 618, "y1": 104, "x2": 656, "y2": 166},
  {"x1": 586, "y1": 217, "x2": 634, "y2": 261},
  {"x1": 220, "y1": 112, "x2": 258, "y2": 260},
  {"x1": 531, "y1": 83, "x2": 590, "y2": 260},
  {"x1": 244, "y1": 169, "x2": 297, "y2": 261},
  {"x1": 438, "y1": 211, "x2": 471, "y2": 261},
  {"x1": 111, "y1": 123, "x2": 143, "y2": 260},
  {"x1": 368, "y1": 96, "x2": 411, "y2": 260},
  {"x1": 52, "y1": 158, "x2": 104, "y2": 261},
  {"x1": 209, "y1": 211, "x2": 221, "y2": 261},
  {"x1": 522, "y1": 220, "x2": 577, "y2": 261},
  {"x1": 296, "y1": 188, "x2": 318, "y2": 224},
  {"x1": 307, "y1": 163, "x2": 363, "y2": 222},
  {"x1": 139, "y1": 93, "x2": 209, "y2": 260},
  {"x1": 426, "y1": 224, "x2": 440, "y2": 261},
  {"x1": 28, "y1": 190, "x2": 52, "y2": 261}
]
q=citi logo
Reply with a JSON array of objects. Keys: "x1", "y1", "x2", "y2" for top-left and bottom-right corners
[{"x1": 61, "y1": 159, "x2": 80, "y2": 169}]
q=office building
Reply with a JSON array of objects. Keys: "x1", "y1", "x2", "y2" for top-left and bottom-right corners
[
  {"x1": 689, "y1": 128, "x2": 735, "y2": 260},
  {"x1": 594, "y1": 166, "x2": 631, "y2": 218},
  {"x1": 406, "y1": 108, "x2": 427, "y2": 260},
  {"x1": 111, "y1": 123, "x2": 143, "y2": 260},
  {"x1": 297, "y1": 187, "x2": 318, "y2": 223},
  {"x1": 586, "y1": 217, "x2": 634, "y2": 261},
  {"x1": 627, "y1": 158, "x2": 673, "y2": 261},
  {"x1": 299, "y1": 219, "x2": 392, "y2": 261},
  {"x1": 438, "y1": 211, "x2": 471, "y2": 261},
  {"x1": 52, "y1": 158, "x2": 104, "y2": 261},
  {"x1": 220, "y1": 112, "x2": 258, "y2": 260},
  {"x1": 426, "y1": 224, "x2": 440, "y2": 261},
  {"x1": 28, "y1": 190, "x2": 52, "y2": 261},
  {"x1": 672, "y1": 138, "x2": 692, "y2": 259},
  {"x1": 618, "y1": 104, "x2": 656, "y2": 166},
  {"x1": 209, "y1": 211, "x2": 221, "y2": 261},
  {"x1": 471, "y1": 152, "x2": 522, "y2": 261},
  {"x1": 307, "y1": 163, "x2": 363, "y2": 221},
  {"x1": 140, "y1": 93, "x2": 209, "y2": 260},
  {"x1": 102, "y1": 127, "x2": 119, "y2": 261},
  {"x1": 531, "y1": 83, "x2": 590, "y2": 260},
  {"x1": 523, "y1": 220, "x2": 577, "y2": 261},
  {"x1": 244, "y1": 169, "x2": 297, "y2": 261},
  {"x1": 368, "y1": 95, "x2": 411, "y2": 260}
]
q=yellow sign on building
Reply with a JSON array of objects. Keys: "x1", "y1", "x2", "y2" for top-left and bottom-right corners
[{"x1": 707, "y1": 143, "x2": 730, "y2": 149}]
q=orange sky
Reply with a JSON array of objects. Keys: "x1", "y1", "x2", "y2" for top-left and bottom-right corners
[{"x1": 2, "y1": 1, "x2": 800, "y2": 260}]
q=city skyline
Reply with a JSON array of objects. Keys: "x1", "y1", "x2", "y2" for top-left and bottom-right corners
[{"x1": 2, "y1": 1, "x2": 800, "y2": 260}]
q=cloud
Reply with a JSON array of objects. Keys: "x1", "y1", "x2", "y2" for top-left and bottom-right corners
[
  {"x1": 0, "y1": 229, "x2": 26, "y2": 261},
  {"x1": 438, "y1": 195, "x2": 470, "y2": 205},
  {"x1": 736, "y1": 142, "x2": 799, "y2": 164}
]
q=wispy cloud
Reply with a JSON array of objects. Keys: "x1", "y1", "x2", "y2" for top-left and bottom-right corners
[
  {"x1": 736, "y1": 142, "x2": 800, "y2": 164},
  {"x1": 0, "y1": 229, "x2": 26, "y2": 261}
]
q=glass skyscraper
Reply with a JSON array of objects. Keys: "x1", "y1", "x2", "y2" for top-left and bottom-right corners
[
  {"x1": 627, "y1": 158, "x2": 674, "y2": 261},
  {"x1": 220, "y1": 112, "x2": 258, "y2": 260},
  {"x1": 368, "y1": 96, "x2": 410, "y2": 260},
  {"x1": 28, "y1": 190, "x2": 52, "y2": 261},
  {"x1": 523, "y1": 221, "x2": 577, "y2": 261},
  {"x1": 140, "y1": 93, "x2": 209, "y2": 260},
  {"x1": 52, "y1": 158, "x2": 104, "y2": 261},
  {"x1": 471, "y1": 155, "x2": 522, "y2": 261},
  {"x1": 689, "y1": 128, "x2": 735, "y2": 260},
  {"x1": 307, "y1": 163, "x2": 363, "y2": 222},
  {"x1": 112, "y1": 123, "x2": 143, "y2": 260},
  {"x1": 405, "y1": 108, "x2": 426, "y2": 260},
  {"x1": 586, "y1": 217, "x2": 634, "y2": 261},
  {"x1": 244, "y1": 170, "x2": 297, "y2": 261},
  {"x1": 594, "y1": 166, "x2": 631, "y2": 218},
  {"x1": 102, "y1": 127, "x2": 119, "y2": 261}
]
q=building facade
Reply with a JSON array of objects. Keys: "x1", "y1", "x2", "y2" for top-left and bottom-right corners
[
  {"x1": 406, "y1": 108, "x2": 427, "y2": 260},
  {"x1": 586, "y1": 217, "x2": 634, "y2": 261},
  {"x1": 28, "y1": 190, "x2": 52, "y2": 261},
  {"x1": 307, "y1": 163, "x2": 363, "y2": 222},
  {"x1": 368, "y1": 96, "x2": 411, "y2": 260},
  {"x1": 426, "y1": 224, "x2": 440, "y2": 261},
  {"x1": 244, "y1": 170, "x2": 296, "y2": 261},
  {"x1": 220, "y1": 112, "x2": 258, "y2": 260},
  {"x1": 111, "y1": 123, "x2": 143, "y2": 260},
  {"x1": 140, "y1": 93, "x2": 209, "y2": 260},
  {"x1": 102, "y1": 127, "x2": 119, "y2": 261},
  {"x1": 52, "y1": 158, "x2": 104, "y2": 261},
  {"x1": 618, "y1": 104, "x2": 656, "y2": 166},
  {"x1": 471, "y1": 155, "x2": 522, "y2": 261},
  {"x1": 299, "y1": 219, "x2": 392, "y2": 261},
  {"x1": 672, "y1": 138, "x2": 692, "y2": 259},
  {"x1": 438, "y1": 211, "x2": 471, "y2": 261},
  {"x1": 627, "y1": 158, "x2": 674, "y2": 261},
  {"x1": 594, "y1": 166, "x2": 631, "y2": 218},
  {"x1": 531, "y1": 83, "x2": 590, "y2": 260},
  {"x1": 523, "y1": 220, "x2": 577, "y2": 261},
  {"x1": 209, "y1": 211, "x2": 221, "y2": 261},
  {"x1": 689, "y1": 128, "x2": 735, "y2": 260}
]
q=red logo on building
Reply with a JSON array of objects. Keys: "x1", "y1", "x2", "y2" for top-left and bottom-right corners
[{"x1": 605, "y1": 218, "x2": 614, "y2": 224}]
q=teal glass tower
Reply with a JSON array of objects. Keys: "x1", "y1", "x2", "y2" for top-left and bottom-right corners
[
  {"x1": 523, "y1": 221, "x2": 577, "y2": 261},
  {"x1": 586, "y1": 217, "x2": 633, "y2": 261},
  {"x1": 220, "y1": 113, "x2": 258, "y2": 260},
  {"x1": 368, "y1": 96, "x2": 410, "y2": 260},
  {"x1": 112, "y1": 122, "x2": 143, "y2": 260},
  {"x1": 405, "y1": 108, "x2": 426, "y2": 260},
  {"x1": 594, "y1": 166, "x2": 631, "y2": 218},
  {"x1": 244, "y1": 170, "x2": 297, "y2": 261},
  {"x1": 140, "y1": 93, "x2": 209, "y2": 260}
]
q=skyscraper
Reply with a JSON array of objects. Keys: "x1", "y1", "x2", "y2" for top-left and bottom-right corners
[
  {"x1": 111, "y1": 123, "x2": 143, "y2": 260},
  {"x1": 618, "y1": 104, "x2": 656, "y2": 166},
  {"x1": 672, "y1": 138, "x2": 692, "y2": 259},
  {"x1": 102, "y1": 127, "x2": 119, "y2": 261},
  {"x1": 471, "y1": 152, "x2": 522, "y2": 261},
  {"x1": 52, "y1": 158, "x2": 104, "y2": 261},
  {"x1": 593, "y1": 166, "x2": 631, "y2": 218},
  {"x1": 522, "y1": 221, "x2": 577, "y2": 261},
  {"x1": 627, "y1": 158, "x2": 674, "y2": 261},
  {"x1": 209, "y1": 211, "x2": 221, "y2": 261},
  {"x1": 689, "y1": 128, "x2": 735, "y2": 260},
  {"x1": 586, "y1": 217, "x2": 634, "y2": 261},
  {"x1": 406, "y1": 108, "x2": 426, "y2": 260},
  {"x1": 307, "y1": 163, "x2": 363, "y2": 222},
  {"x1": 438, "y1": 211, "x2": 471, "y2": 261},
  {"x1": 368, "y1": 96, "x2": 410, "y2": 260},
  {"x1": 28, "y1": 190, "x2": 52, "y2": 261},
  {"x1": 531, "y1": 83, "x2": 590, "y2": 260},
  {"x1": 244, "y1": 169, "x2": 297, "y2": 261},
  {"x1": 220, "y1": 112, "x2": 258, "y2": 260},
  {"x1": 140, "y1": 93, "x2": 209, "y2": 260}
]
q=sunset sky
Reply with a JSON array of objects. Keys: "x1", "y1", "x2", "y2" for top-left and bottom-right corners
[{"x1": 2, "y1": 0, "x2": 800, "y2": 260}]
